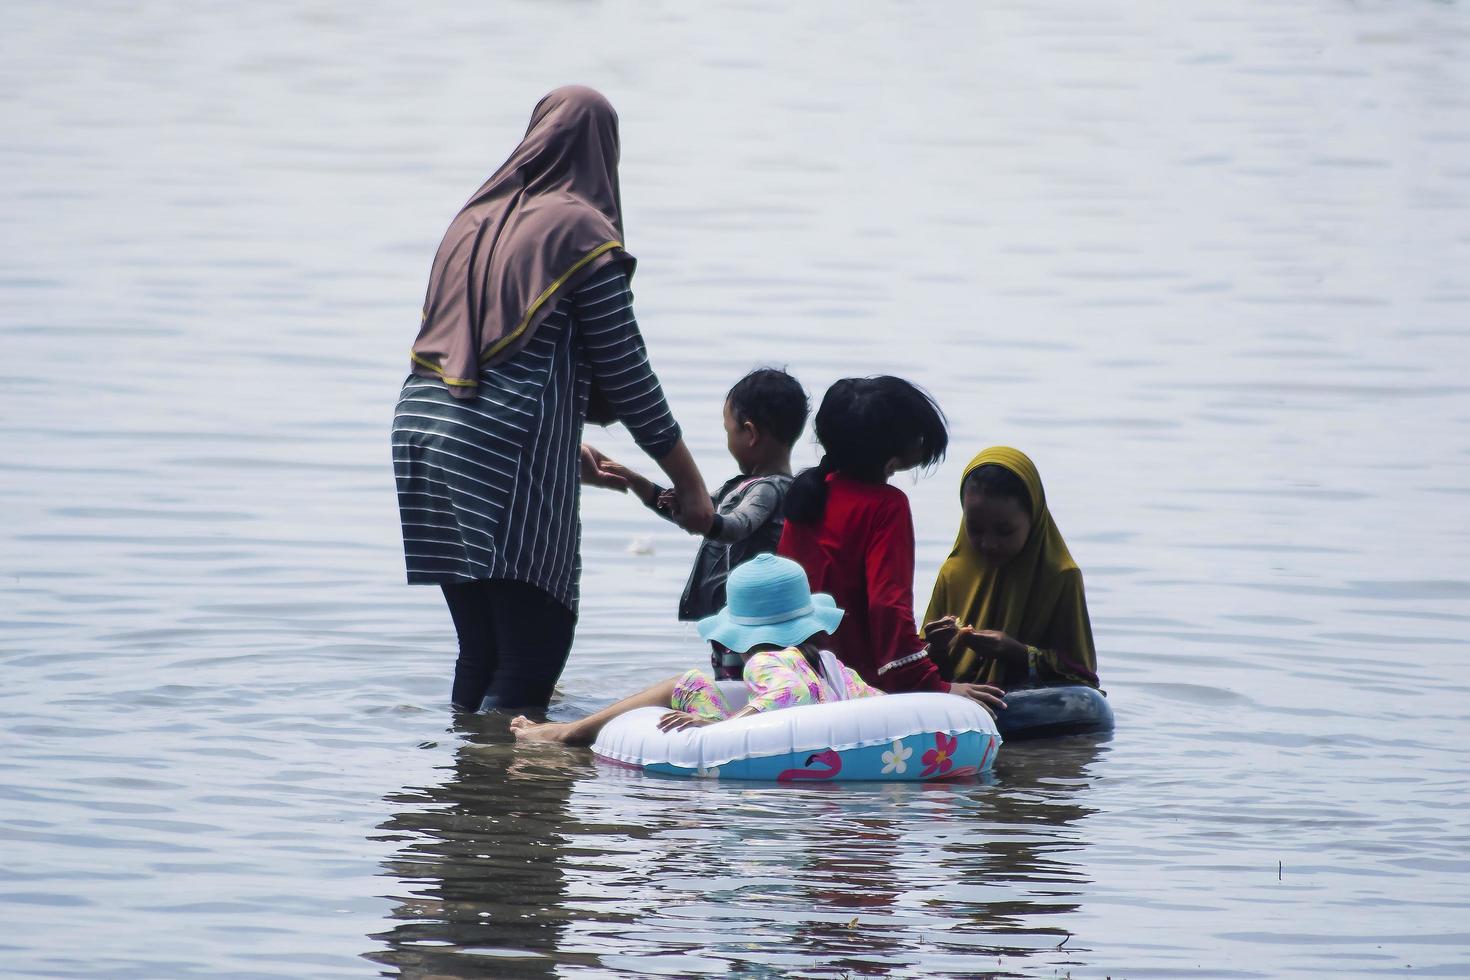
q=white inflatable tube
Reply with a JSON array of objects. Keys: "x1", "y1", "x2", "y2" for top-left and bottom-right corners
[{"x1": 592, "y1": 687, "x2": 1002, "y2": 781}]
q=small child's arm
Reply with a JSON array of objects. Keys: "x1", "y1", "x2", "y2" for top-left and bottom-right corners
[
  {"x1": 603, "y1": 461, "x2": 677, "y2": 515},
  {"x1": 704, "y1": 480, "x2": 782, "y2": 543}
]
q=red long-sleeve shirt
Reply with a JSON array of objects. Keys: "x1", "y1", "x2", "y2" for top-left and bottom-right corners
[{"x1": 777, "y1": 474, "x2": 949, "y2": 693}]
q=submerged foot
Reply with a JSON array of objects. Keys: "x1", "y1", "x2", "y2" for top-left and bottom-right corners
[{"x1": 510, "y1": 715, "x2": 583, "y2": 744}]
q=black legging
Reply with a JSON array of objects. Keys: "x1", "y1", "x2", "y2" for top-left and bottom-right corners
[{"x1": 440, "y1": 579, "x2": 575, "y2": 711}]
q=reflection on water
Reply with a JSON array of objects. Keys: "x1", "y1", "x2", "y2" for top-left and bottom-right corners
[
  {"x1": 370, "y1": 720, "x2": 583, "y2": 977},
  {"x1": 4, "y1": 0, "x2": 1470, "y2": 975},
  {"x1": 372, "y1": 723, "x2": 1107, "y2": 977}
]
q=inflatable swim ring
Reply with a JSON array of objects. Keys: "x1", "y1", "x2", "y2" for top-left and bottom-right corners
[
  {"x1": 994, "y1": 685, "x2": 1114, "y2": 740},
  {"x1": 592, "y1": 684, "x2": 1001, "y2": 781}
]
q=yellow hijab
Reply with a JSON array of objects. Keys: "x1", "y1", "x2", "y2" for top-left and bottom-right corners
[{"x1": 923, "y1": 447, "x2": 1097, "y2": 688}]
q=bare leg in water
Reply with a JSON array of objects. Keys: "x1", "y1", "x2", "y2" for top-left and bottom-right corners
[{"x1": 510, "y1": 675, "x2": 681, "y2": 746}]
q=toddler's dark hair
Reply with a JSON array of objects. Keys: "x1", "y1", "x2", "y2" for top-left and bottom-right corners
[
  {"x1": 785, "y1": 376, "x2": 948, "y2": 525},
  {"x1": 726, "y1": 368, "x2": 809, "y2": 447},
  {"x1": 962, "y1": 464, "x2": 1032, "y2": 513}
]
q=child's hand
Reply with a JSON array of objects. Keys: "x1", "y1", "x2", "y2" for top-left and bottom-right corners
[
  {"x1": 656, "y1": 710, "x2": 714, "y2": 732},
  {"x1": 600, "y1": 459, "x2": 633, "y2": 482},
  {"x1": 922, "y1": 616, "x2": 960, "y2": 653},
  {"x1": 965, "y1": 629, "x2": 1028, "y2": 664},
  {"x1": 655, "y1": 489, "x2": 676, "y2": 514},
  {"x1": 579, "y1": 444, "x2": 629, "y2": 492},
  {"x1": 601, "y1": 460, "x2": 656, "y2": 504},
  {"x1": 947, "y1": 682, "x2": 1008, "y2": 718}
]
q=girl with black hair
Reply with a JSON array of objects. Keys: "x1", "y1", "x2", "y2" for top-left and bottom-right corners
[{"x1": 778, "y1": 377, "x2": 1006, "y2": 714}]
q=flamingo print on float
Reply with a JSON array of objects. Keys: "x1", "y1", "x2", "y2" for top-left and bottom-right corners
[{"x1": 777, "y1": 749, "x2": 843, "y2": 782}]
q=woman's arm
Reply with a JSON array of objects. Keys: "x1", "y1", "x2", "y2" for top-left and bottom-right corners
[
  {"x1": 654, "y1": 440, "x2": 714, "y2": 533},
  {"x1": 573, "y1": 269, "x2": 712, "y2": 532}
]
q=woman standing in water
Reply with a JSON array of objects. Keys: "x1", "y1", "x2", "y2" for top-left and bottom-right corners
[{"x1": 393, "y1": 86, "x2": 713, "y2": 712}]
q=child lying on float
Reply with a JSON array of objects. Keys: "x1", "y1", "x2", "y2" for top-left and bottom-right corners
[{"x1": 511, "y1": 555, "x2": 1005, "y2": 781}]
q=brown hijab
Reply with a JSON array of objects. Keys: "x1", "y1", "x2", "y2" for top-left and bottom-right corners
[{"x1": 410, "y1": 86, "x2": 633, "y2": 400}]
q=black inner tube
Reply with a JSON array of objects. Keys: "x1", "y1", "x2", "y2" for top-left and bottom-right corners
[{"x1": 995, "y1": 685, "x2": 1115, "y2": 740}]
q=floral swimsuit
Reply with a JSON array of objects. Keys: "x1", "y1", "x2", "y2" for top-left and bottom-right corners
[{"x1": 671, "y1": 647, "x2": 881, "y2": 720}]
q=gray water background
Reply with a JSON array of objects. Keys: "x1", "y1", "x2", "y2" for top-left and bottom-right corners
[{"x1": 3, "y1": 1, "x2": 1469, "y2": 976}]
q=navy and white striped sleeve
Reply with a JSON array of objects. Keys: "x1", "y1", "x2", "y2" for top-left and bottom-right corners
[{"x1": 573, "y1": 268, "x2": 682, "y2": 458}]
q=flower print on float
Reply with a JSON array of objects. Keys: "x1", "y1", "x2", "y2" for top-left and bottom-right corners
[
  {"x1": 880, "y1": 739, "x2": 912, "y2": 775},
  {"x1": 920, "y1": 732, "x2": 958, "y2": 778}
]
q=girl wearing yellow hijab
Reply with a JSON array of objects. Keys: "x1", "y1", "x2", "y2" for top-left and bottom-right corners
[{"x1": 922, "y1": 447, "x2": 1100, "y2": 690}]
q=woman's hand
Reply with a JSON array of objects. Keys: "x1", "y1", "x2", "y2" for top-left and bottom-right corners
[
  {"x1": 947, "y1": 682, "x2": 1008, "y2": 718},
  {"x1": 657, "y1": 710, "x2": 714, "y2": 732},
  {"x1": 964, "y1": 629, "x2": 1029, "y2": 664},
  {"x1": 579, "y1": 443, "x2": 630, "y2": 492},
  {"x1": 650, "y1": 439, "x2": 713, "y2": 535}
]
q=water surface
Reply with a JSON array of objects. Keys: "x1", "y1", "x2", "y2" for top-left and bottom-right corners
[{"x1": 3, "y1": 1, "x2": 1469, "y2": 976}]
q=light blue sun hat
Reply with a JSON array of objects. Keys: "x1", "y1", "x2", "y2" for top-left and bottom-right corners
[{"x1": 697, "y1": 554, "x2": 845, "y2": 652}]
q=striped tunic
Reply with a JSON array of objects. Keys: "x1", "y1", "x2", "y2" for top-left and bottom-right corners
[{"x1": 391, "y1": 266, "x2": 681, "y2": 612}]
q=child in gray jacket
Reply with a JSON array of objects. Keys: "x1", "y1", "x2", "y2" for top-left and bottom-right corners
[{"x1": 609, "y1": 368, "x2": 809, "y2": 672}]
